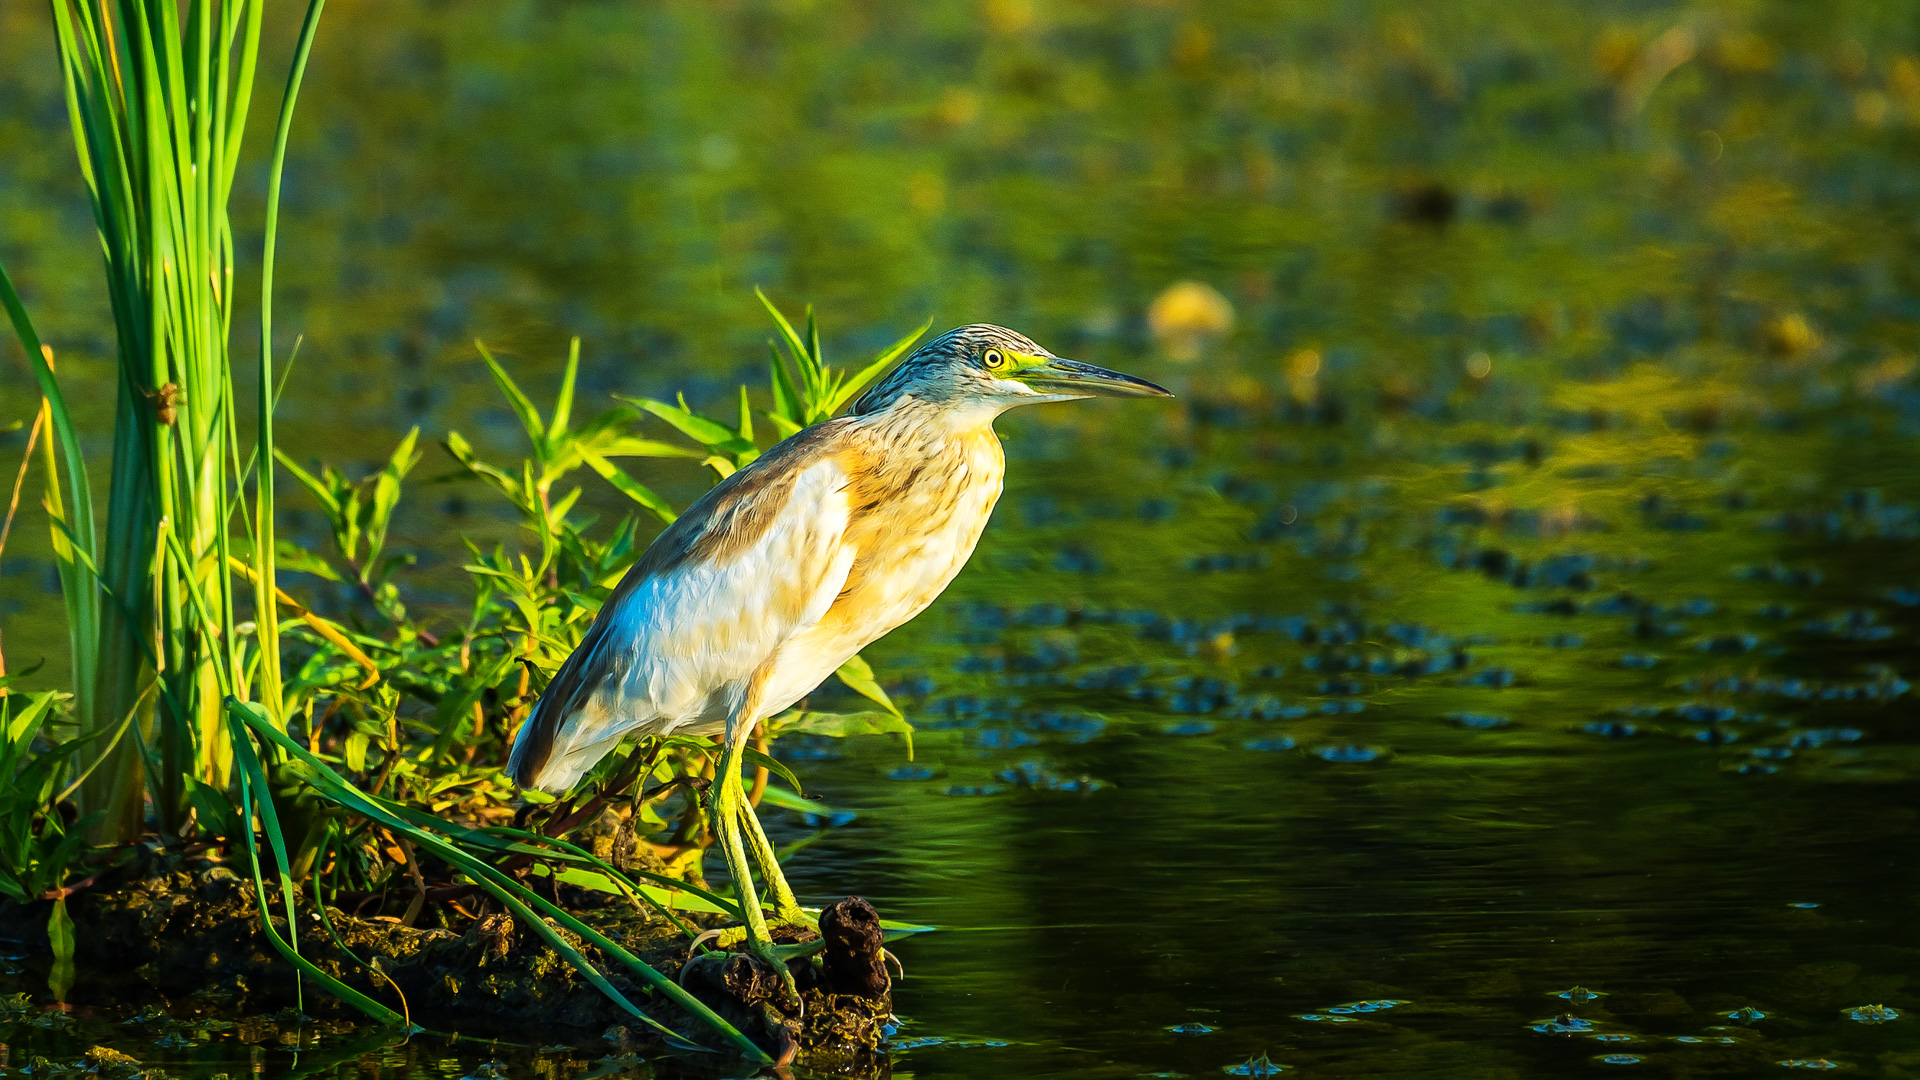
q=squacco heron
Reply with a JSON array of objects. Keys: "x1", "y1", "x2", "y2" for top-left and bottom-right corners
[{"x1": 508, "y1": 324, "x2": 1169, "y2": 1000}]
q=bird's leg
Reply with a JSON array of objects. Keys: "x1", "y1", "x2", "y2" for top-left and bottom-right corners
[
  {"x1": 707, "y1": 733, "x2": 809, "y2": 1008},
  {"x1": 739, "y1": 795, "x2": 814, "y2": 928}
]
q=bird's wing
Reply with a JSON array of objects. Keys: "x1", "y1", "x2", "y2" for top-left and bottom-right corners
[{"x1": 509, "y1": 423, "x2": 858, "y2": 791}]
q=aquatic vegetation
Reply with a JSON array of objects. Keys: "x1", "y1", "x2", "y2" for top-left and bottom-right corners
[
  {"x1": 1224, "y1": 1051, "x2": 1286, "y2": 1075},
  {"x1": 7, "y1": 179, "x2": 921, "y2": 1053}
]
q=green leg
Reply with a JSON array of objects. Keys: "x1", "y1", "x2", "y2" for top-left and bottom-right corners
[
  {"x1": 710, "y1": 739, "x2": 803, "y2": 1006},
  {"x1": 740, "y1": 795, "x2": 811, "y2": 925}
]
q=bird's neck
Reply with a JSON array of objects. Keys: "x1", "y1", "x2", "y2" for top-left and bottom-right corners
[{"x1": 860, "y1": 395, "x2": 1007, "y2": 445}]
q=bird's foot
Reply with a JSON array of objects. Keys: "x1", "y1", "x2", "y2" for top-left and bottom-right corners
[
  {"x1": 689, "y1": 909, "x2": 823, "y2": 1012},
  {"x1": 691, "y1": 906, "x2": 822, "y2": 952}
]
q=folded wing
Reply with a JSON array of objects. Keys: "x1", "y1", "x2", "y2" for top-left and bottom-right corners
[{"x1": 508, "y1": 424, "x2": 857, "y2": 791}]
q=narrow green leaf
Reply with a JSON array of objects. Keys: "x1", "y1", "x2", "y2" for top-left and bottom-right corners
[
  {"x1": 619, "y1": 396, "x2": 747, "y2": 450},
  {"x1": 228, "y1": 716, "x2": 412, "y2": 1027},
  {"x1": 474, "y1": 341, "x2": 547, "y2": 451},
  {"x1": 271, "y1": 450, "x2": 341, "y2": 515},
  {"x1": 551, "y1": 336, "x2": 580, "y2": 441},
  {"x1": 735, "y1": 384, "x2": 754, "y2": 444},
  {"x1": 755, "y1": 785, "x2": 828, "y2": 815},
  {"x1": 594, "y1": 437, "x2": 703, "y2": 459},
  {"x1": 275, "y1": 539, "x2": 342, "y2": 581},
  {"x1": 773, "y1": 710, "x2": 916, "y2": 741},
  {"x1": 740, "y1": 745, "x2": 803, "y2": 797},
  {"x1": 755, "y1": 286, "x2": 810, "y2": 369},
  {"x1": 578, "y1": 447, "x2": 678, "y2": 525},
  {"x1": 762, "y1": 412, "x2": 804, "y2": 440},
  {"x1": 766, "y1": 346, "x2": 801, "y2": 426}
]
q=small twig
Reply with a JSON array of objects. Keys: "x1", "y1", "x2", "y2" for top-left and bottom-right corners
[
  {"x1": 37, "y1": 869, "x2": 107, "y2": 902},
  {"x1": 397, "y1": 838, "x2": 428, "y2": 928},
  {"x1": 538, "y1": 740, "x2": 662, "y2": 840},
  {"x1": 0, "y1": 399, "x2": 48, "y2": 689}
]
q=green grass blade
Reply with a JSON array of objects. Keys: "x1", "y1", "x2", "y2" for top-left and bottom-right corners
[
  {"x1": 552, "y1": 336, "x2": 579, "y2": 441},
  {"x1": 767, "y1": 344, "x2": 801, "y2": 427},
  {"x1": 619, "y1": 396, "x2": 746, "y2": 450},
  {"x1": 255, "y1": 0, "x2": 329, "y2": 725},
  {"x1": 474, "y1": 341, "x2": 548, "y2": 452},
  {"x1": 754, "y1": 286, "x2": 810, "y2": 369},
  {"x1": 227, "y1": 709, "x2": 410, "y2": 1026},
  {"x1": 739, "y1": 745, "x2": 804, "y2": 797},
  {"x1": 593, "y1": 437, "x2": 704, "y2": 460}
]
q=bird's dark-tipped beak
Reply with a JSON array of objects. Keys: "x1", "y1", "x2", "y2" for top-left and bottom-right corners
[{"x1": 1015, "y1": 357, "x2": 1174, "y2": 399}]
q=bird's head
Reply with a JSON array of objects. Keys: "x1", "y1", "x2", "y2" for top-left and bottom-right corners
[{"x1": 851, "y1": 324, "x2": 1172, "y2": 417}]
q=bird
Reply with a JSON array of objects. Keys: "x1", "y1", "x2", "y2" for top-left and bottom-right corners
[{"x1": 507, "y1": 323, "x2": 1170, "y2": 1001}]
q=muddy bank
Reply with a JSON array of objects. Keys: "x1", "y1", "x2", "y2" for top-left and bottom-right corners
[{"x1": 0, "y1": 845, "x2": 894, "y2": 1069}]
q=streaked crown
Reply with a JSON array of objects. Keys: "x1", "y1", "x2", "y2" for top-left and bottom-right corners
[{"x1": 850, "y1": 324, "x2": 1054, "y2": 415}]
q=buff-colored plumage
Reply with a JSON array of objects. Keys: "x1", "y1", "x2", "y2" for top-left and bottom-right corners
[
  {"x1": 504, "y1": 323, "x2": 1168, "y2": 998},
  {"x1": 508, "y1": 403, "x2": 1005, "y2": 790}
]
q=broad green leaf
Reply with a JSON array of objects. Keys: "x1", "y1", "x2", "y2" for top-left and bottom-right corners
[
  {"x1": 835, "y1": 653, "x2": 902, "y2": 716},
  {"x1": 47, "y1": 897, "x2": 73, "y2": 1001},
  {"x1": 46, "y1": 896, "x2": 74, "y2": 964},
  {"x1": 740, "y1": 745, "x2": 803, "y2": 797},
  {"x1": 274, "y1": 539, "x2": 342, "y2": 581},
  {"x1": 773, "y1": 710, "x2": 915, "y2": 740}
]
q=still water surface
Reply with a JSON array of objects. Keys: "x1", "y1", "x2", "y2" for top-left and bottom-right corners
[{"x1": 1, "y1": 2, "x2": 1917, "y2": 1076}]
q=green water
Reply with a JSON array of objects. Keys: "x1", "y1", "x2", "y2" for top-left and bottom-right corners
[{"x1": 3, "y1": 1, "x2": 1918, "y2": 1076}]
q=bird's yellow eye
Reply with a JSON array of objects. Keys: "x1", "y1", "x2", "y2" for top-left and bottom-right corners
[{"x1": 983, "y1": 349, "x2": 1006, "y2": 369}]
